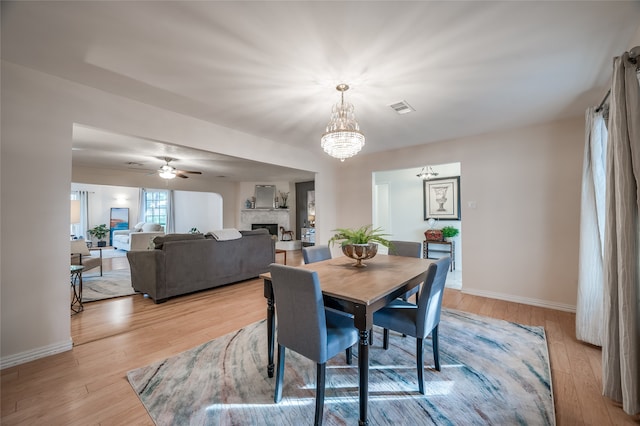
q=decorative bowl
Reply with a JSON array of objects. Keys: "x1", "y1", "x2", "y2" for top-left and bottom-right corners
[{"x1": 342, "y1": 243, "x2": 378, "y2": 267}]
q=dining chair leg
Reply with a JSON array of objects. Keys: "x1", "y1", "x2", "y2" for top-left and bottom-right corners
[
  {"x1": 432, "y1": 325, "x2": 440, "y2": 371},
  {"x1": 417, "y1": 337, "x2": 425, "y2": 394},
  {"x1": 274, "y1": 345, "x2": 286, "y2": 403},
  {"x1": 315, "y1": 363, "x2": 326, "y2": 426},
  {"x1": 346, "y1": 346, "x2": 353, "y2": 365},
  {"x1": 383, "y1": 328, "x2": 390, "y2": 350}
]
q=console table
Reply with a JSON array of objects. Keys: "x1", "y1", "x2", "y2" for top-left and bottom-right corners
[{"x1": 423, "y1": 240, "x2": 455, "y2": 272}]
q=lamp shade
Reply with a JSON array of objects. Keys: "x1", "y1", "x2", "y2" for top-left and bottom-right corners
[{"x1": 70, "y1": 200, "x2": 81, "y2": 224}]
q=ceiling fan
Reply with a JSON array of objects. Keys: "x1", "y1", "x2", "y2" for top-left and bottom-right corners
[{"x1": 157, "y1": 157, "x2": 202, "y2": 179}]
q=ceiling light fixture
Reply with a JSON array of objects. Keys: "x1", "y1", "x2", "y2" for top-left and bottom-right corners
[
  {"x1": 158, "y1": 164, "x2": 177, "y2": 179},
  {"x1": 417, "y1": 166, "x2": 439, "y2": 180},
  {"x1": 320, "y1": 84, "x2": 365, "y2": 162}
]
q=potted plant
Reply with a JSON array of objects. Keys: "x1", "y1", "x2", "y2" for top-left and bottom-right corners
[
  {"x1": 88, "y1": 224, "x2": 110, "y2": 247},
  {"x1": 441, "y1": 226, "x2": 459, "y2": 241},
  {"x1": 329, "y1": 224, "x2": 391, "y2": 267}
]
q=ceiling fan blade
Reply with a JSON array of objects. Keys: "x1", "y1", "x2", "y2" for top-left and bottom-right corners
[
  {"x1": 178, "y1": 170, "x2": 202, "y2": 175},
  {"x1": 175, "y1": 172, "x2": 189, "y2": 179}
]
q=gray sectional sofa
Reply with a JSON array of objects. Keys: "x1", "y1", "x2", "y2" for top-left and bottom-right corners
[{"x1": 126, "y1": 229, "x2": 275, "y2": 303}]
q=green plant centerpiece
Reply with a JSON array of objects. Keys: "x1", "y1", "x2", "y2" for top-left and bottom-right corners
[
  {"x1": 88, "y1": 224, "x2": 110, "y2": 247},
  {"x1": 441, "y1": 226, "x2": 459, "y2": 240},
  {"x1": 329, "y1": 224, "x2": 391, "y2": 267}
]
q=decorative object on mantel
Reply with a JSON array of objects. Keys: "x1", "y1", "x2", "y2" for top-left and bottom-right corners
[
  {"x1": 416, "y1": 166, "x2": 439, "y2": 180},
  {"x1": 329, "y1": 224, "x2": 391, "y2": 267},
  {"x1": 188, "y1": 227, "x2": 200, "y2": 234},
  {"x1": 320, "y1": 83, "x2": 365, "y2": 162},
  {"x1": 441, "y1": 226, "x2": 459, "y2": 241},
  {"x1": 279, "y1": 226, "x2": 294, "y2": 241},
  {"x1": 88, "y1": 224, "x2": 110, "y2": 247},
  {"x1": 278, "y1": 191, "x2": 289, "y2": 209}
]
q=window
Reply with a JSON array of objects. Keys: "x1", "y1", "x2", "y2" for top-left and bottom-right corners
[{"x1": 143, "y1": 190, "x2": 169, "y2": 228}]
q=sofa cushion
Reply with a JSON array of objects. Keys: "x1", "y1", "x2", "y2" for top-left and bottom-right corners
[
  {"x1": 239, "y1": 229, "x2": 270, "y2": 236},
  {"x1": 153, "y1": 233, "x2": 205, "y2": 249},
  {"x1": 142, "y1": 223, "x2": 163, "y2": 232}
]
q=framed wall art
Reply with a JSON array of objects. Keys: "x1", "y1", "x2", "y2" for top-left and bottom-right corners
[{"x1": 423, "y1": 176, "x2": 461, "y2": 220}]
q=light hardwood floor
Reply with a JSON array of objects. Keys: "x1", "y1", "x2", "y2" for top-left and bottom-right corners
[{"x1": 1, "y1": 251, "x2": 638, "y2": 425}]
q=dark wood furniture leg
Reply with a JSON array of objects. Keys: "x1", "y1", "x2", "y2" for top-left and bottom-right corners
[{"x1": 264, "y1": 279, "x2": 275, "y2": 378}]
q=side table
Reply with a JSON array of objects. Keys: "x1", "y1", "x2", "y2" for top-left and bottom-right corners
[
  {"x1": 275, "y1": 249, "x2": 287, "y2": 265},
  {"x1": 70, "y1": 264, "x2": 84, "y2": 314},
  {"x1": 423, "y1": 240, "x2": 455, "y2": 272}
]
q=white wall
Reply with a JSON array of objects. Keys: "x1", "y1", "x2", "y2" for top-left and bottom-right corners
[
  {"x1": 71, "y1": 183, "x2": 139, "y2": 239},
  {"x1": 0, "y1": 61, "x2": 338, "y2": 367},
  {"x1": 337, "y1": 117, "x2": 584, "y2": 311},
  {"x1": 174, "y1": 191, "x2": 223, "y2": 233}
]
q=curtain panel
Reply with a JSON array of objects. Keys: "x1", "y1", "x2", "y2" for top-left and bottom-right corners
[
  {"x1": 576, "y1": 108, "x2": 608, "y2": 346},
  {"x1": 602, "y1": 50, "x2": 640, "y2": 416}
]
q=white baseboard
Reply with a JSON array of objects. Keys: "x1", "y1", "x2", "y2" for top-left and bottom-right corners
[
  {"x1": 462, "y1": 287, "x2": 576, "y2": 313},
  {"x1": 1, "y1": 339, "x2": 73, "y2": 370}
]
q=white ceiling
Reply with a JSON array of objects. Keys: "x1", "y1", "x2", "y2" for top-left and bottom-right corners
[{"x1": 3, "y1": 1, "x2": 640, "y2": 180}]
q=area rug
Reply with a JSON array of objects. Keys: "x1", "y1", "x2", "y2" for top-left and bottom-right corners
[
  {"x1": 127, "y1": 309, "x2": 554, "y2": 425},
  {"x1": 82, "y1": 269, "x2": 137, "y2": 302},
  {"x1": 100, "y1": 248, "x2": 127, "y2": 259}
]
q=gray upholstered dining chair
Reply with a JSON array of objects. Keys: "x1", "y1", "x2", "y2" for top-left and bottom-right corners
[
  {"x1": 373, "y1": 256, "x2": 451, "y2": 394},
  {"x1": 302, "y1": 245, "x2": 331, "y2": 264},
  {"x1": 270, "y1": 263, "x2": 358, "y2": 426},
  {"x1": 389, "y1": 240, "x2": 423, "y2": 301}
]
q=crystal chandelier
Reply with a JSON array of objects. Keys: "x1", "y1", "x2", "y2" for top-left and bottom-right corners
[
  {"x1": 321, "y1": 84, "x2": 365, "y2": 162},
  {"x1": 417, "y1": 166, "x2": 438, "y2": 180}
]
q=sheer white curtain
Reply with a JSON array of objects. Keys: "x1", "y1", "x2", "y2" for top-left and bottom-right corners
[
  {"x1": 71, "y1": 190, "x2": 90, "y2": 239},
  {"x1": 165, "y1": 190, "x2": 175, "y2": 233},
  {"x1": 576, "y1": 107, "x2": 608, "y2": 346},
  {"x1": 137, "y1": 188, "x2": 146, "y2": 223},
  {"x1": 602, "y1": 49, "x2": 639, "y2": 416},
  {"x1": 78, "y1": 191, "x2": 89, "y2": 239}
]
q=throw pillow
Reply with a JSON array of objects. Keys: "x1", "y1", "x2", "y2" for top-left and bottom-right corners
[{"x1": 134, "y1": 222, "x2": 145, "y2": 231}]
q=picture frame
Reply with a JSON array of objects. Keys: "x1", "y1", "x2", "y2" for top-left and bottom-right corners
[
  {"x1": 423, "y1": 176, "x2": 461, "y2": 220},
  {"x1": 110, "y1": 207, "x2": 129, "y2": 245}
]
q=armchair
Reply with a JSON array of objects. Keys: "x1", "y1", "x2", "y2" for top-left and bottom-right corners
[
  {"x1": 70, "y1": 240, "x2": 102, "y2": 276},
  {"x1": 112, "y1": 222, "x2": 164, "y2": 251}
]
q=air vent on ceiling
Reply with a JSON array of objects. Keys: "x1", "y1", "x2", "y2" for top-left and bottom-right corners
[{"x1": 389, "y1": 100, "x2": 415, "y2": 115}]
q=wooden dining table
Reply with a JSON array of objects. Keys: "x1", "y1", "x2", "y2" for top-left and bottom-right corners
[{"x1": 261, "y1": 254, "x2": 434, "y2": 426}]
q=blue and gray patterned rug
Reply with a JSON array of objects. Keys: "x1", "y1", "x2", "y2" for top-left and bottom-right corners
[{"x1": 127, "y1": 309, "x2": 555, "y2": 425}]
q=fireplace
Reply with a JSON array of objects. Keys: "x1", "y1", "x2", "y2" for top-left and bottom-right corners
[{"x1": 252, "y1": 223, "x2": 278, "y2": 236}]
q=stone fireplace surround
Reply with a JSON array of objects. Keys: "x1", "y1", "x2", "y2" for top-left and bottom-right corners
[{"x1": 240, "y1": 209, "x2": 292, "y2": 239}]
